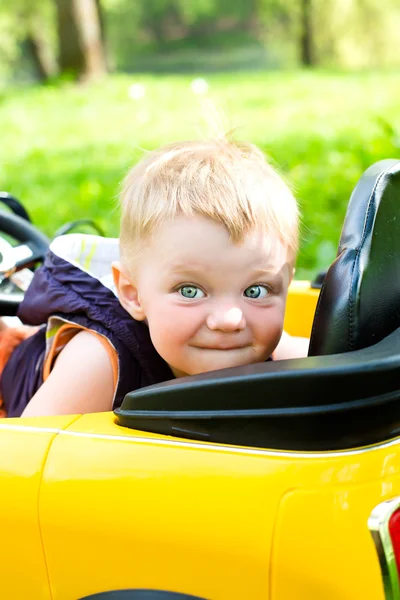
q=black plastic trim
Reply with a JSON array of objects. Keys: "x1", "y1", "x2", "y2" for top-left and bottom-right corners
[
  {"x1": 80, "y1": 591, "x2": 206, "y2": 599},
  {"x1": 0, "y1": 192, "x2": 31, "y2": 222},
  {"x1": 310, "y1": 270, "x2": 326, "y2": 289},
  {"x1": 115, "y1": 328, "x2": 400, "y2": 451},
  {"x1": 0, "y1": 211, "x2": 50, "y2": 256},
  {"x1": 54, "y1": 218, "x2": 105, "y2": 238},
  {"x1": 0, "y1": 211, "x2": 50, "y2": 315}
]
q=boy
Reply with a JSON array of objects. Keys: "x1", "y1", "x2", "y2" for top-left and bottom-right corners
[{"x1": 1, "y1": 137, "x2": 308, "y2": 418}]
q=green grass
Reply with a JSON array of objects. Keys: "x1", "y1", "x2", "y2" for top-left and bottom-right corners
[{"x1": 0, "y1": 70, "x2": 399, "y2": 277}]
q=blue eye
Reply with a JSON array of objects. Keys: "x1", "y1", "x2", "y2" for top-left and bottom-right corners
[
  {"x1": 244, "y1": 285, "x2": 269, "y2": 299},
  {"x1": 179, "y1": 285, "x2": 205, "y2": 299}
]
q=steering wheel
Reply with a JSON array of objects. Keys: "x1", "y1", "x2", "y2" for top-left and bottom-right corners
[{"x1": 0, "y1": 211, "x2": 50, "y2": 316}]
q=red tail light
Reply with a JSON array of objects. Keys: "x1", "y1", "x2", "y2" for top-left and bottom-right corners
[{"x1": 369, "y1": 498, "x2": 400, "y2": 600}]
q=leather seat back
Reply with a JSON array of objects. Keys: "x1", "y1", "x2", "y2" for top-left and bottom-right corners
[{"x1": 309, "y1": 159, "x2": 400, "y2": 356}]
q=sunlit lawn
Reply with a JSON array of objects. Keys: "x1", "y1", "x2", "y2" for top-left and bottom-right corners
[{"x1": 0, "y1": 69, "x2": 399, "y2": 276}]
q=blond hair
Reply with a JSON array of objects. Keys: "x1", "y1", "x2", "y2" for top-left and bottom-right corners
[{"x1": 119, "y1": 137, "x2": 299, "y2": 266}]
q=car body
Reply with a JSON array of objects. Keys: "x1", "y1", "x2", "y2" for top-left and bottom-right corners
[{"x1": 0, "y1": 280, "x2": 396, "y2": 600}]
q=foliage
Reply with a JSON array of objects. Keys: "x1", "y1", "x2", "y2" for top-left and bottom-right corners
[
  {"x1": 0, "y1": 0, "x2": 55, "y2": 80},
  {"x1": 0, "y1": 70, "x2": 399, "y2": 277},
  {"x1": 312, "y1": 0, "x2": 400, "y2": 68},
  {"x1": 3, "y1": 0, "x2": 400, "y2": 82},
  {"x1": 101, "y1": 0, "x2": 400, "y2": 71}
]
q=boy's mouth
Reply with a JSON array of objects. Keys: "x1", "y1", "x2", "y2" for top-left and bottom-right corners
[{"x1": 195, "y1": 344, "x2": 250, "y2": 351}]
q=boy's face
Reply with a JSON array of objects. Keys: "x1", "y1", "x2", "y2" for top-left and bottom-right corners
[{"x1": 116, "y1": 215, "x2": 293, "y2": 377}]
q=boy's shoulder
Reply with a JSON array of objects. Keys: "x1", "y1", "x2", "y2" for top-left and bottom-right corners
[
  {"x1": 17, "y1": 234, "x2": 173, "y2": 394},
  {"x1": 18, "y1": 234, "x2": 122, "y2": 327}
]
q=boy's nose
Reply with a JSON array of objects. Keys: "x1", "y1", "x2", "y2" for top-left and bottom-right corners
[{"x1": 206, "y1": 307, "x2": 246, "y2": 332}]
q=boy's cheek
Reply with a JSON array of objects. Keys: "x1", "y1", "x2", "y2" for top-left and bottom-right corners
[
  {"x1": 253, "y1": 308, "x2": 285, "y2": 348},
  {"x1": 149, "y1": 301, "x2": 201, "y2": 333},
  {"x1": 147, "y1": 307, "x2": 198, "y2": 349},
  {"x1": 154, "y1": 319, "x2": 194, "y2": 348},
  {"x1": 147, "y1": 321, "x2": 192, "y2": 372}
]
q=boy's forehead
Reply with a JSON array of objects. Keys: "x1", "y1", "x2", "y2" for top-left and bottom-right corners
[
  {"x1": 151, "y1": 214, "x2": 285, "y2": 247},
  {"x1": 141, "y1": 216, "x2": 290, "y2": 273}
]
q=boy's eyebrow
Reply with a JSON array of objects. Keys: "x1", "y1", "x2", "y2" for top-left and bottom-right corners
[
  {"x1": 169, "y1": 263, "x2": 208, "y2": 274},
  {"x1": 168, "y1": 265, "x2": 286, "y2": 281},
  {"x1": 250, "y1": 268, "x2": 285, "y2": 280}
]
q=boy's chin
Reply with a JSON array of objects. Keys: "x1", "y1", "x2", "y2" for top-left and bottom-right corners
[{"x1": 172, "y1": 352, "x2": 268, "y2": 378}]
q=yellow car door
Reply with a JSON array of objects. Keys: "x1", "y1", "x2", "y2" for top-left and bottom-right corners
[
  {"x1": 0, "y1": 415, "x2": 80, "y2": 599},
  {"x1": 38, "y1": 410, "x2": 398, "y2": 600},
  {"x1": 39, "y1": 412, "x2": 280, "y2": 600}
]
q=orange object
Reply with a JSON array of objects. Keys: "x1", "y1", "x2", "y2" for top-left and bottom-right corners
[{"x1": 0, "y1": 325, "x2": 39, "y2": 417}]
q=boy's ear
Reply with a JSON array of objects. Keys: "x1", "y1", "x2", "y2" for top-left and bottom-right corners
[{"x1": 112, "y1": 261, "x2": 146, "y2": 321}]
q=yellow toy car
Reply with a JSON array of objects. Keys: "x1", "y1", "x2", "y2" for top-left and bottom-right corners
[{"x1": 0, "y1": 159, "x2": 399, "y2": 600}]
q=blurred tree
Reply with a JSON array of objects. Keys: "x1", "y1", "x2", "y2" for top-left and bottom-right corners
[
  {"x1": 0, "y1": 0, "x2": 56, "y2": 82},
  {"x1": 257, "y1": 0, "x2": 316, "y2": 66},
  {"x1": 312, "y1": 0, "x2": 400, "y2": 68},
  {"x1": 72, "y1": 0, "x2": 400, "y2": 72},
  {"x1": 23, "y1": 11, "x2": 57, "y2": 81},
  {"x1": 54, "y1": 0, "x2": 107, "y2": 80},
  {"x1": 300, "y1": 0, "x2": 314, "y2": 65},
  {"x1": 96, "y1": 0, "x2": 110, "y2": 68},
  {"x1": 130, "y1": 0, "x2": 261, "y2": 46},
  {"x1": 2, "y1": 0, "x2": 400, "y2": 82}
]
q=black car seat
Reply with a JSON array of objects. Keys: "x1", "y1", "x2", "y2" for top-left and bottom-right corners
[{"x1": 309, "y1": 158, "x2": 400, "y2": 356}]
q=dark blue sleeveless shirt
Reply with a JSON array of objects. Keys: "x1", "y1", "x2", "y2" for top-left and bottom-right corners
[{"x1": 1, "y1": 235, "x2": 174, "y2": 417}]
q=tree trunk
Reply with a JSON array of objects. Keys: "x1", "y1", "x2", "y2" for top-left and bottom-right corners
[
  {"x1": 95, "y1": 0, "x2": 111, "y2": 70},
  {"x1": 24, "y1": 28, "x2": 57, "y2": 83},
  {"x1": 300, "y1": 0, "x2": 314, "y2": 66},
  {"x1": 74, "y1": 0, "x2": 107, "y2": 78},
  {"x1": 55, "y1": 0, "x2": 106, "y2": 81},
  {"x1": 244, "y1": 0, "x2": 262, "y2": 36},
  {"x1": 96, "y1": 0, "x2": 106, "y2": 46}
]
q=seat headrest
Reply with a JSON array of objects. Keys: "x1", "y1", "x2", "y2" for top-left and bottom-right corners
[{"x1": 309, "y1": 158, "x2": 400, "y2": 356}]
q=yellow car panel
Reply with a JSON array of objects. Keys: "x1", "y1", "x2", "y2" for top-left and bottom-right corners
[
  {"x1": 37, "y1": 412, "x2": 400, "y2": 599},
  {"x1": 270, "y1": 441, "x2": 400, "y2": 600},
  {"x1": 40, "y1": 416, "x2": 278, "y2": 599},
  {"x1": 0, "y1": 415, "x2": 80, "y2": 600},
  {"x1": 284, "y1": 280, "x2": 320, "y2": 337},
  {"x1": 272, "y1": 485, "x2": 389, "y2": 600}
]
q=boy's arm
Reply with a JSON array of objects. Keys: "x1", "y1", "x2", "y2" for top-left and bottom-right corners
[
  {"x1": 21, "y1": 331, "x2": 115, "y2": 417},
  {"x1": 272, "y1": 330, "x2": 309, "y2": 361}
]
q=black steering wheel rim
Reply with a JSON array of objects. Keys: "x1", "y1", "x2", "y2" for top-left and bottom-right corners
[
  {"x1": 0, "y1": 212, "x2": 50, "y2": 256},
  {"x1": 0, "y1": 211, "x2": 50, "y2": 316}
]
